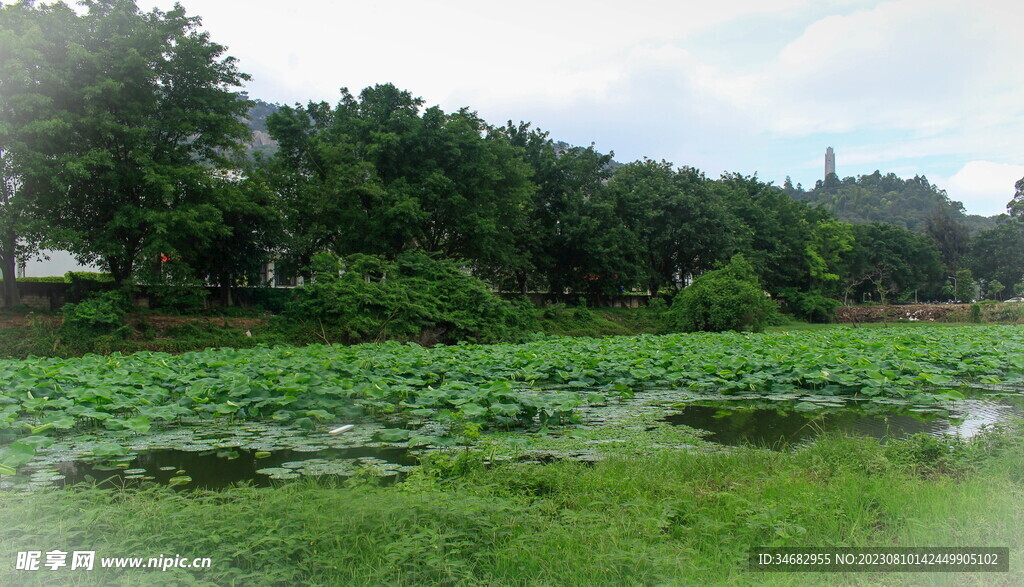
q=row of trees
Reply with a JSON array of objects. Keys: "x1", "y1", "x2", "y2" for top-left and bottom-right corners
[
  {"x1": 2, "y1": 0, "x2": 1022, "y2": 315},
  {"x1": 786, "y1": 171, "x2": 1024, "y2": 304}
]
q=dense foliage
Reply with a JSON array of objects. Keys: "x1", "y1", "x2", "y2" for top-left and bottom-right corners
[
  {"x1": 2, "y1": 327, "x2": 1022, "y2": 464},
  {"x1": 668, "y1": 255, "x2": 776, "y2": 332},
  {"x1": 1, "y1": 0, "x2": 253, "y2": 290},
  {"x1": 292, "y1": 251, "x2": 535, "y2": 344},
  {"x1": 785, "y1": 171, "x2": 995, "y2": 235},
  {"x1": 1, "y1": 0, "x2": 1016, "y2": 320}
]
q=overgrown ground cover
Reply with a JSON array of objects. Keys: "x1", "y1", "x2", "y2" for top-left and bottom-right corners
[
  {"x1": 0, "y1": 304, "x2": 657, "y2": 360},
  {"x1": 3, "y1": 326, "x2": 1024, "y2": 472},
  {"x1": 1, "y1": 429, "x2": 1021, "y2": 585}
]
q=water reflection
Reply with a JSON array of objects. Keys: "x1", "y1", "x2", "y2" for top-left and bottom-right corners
[
  {"x1": 665, "y1": 398, "x2": 1021, "y2": 448},
  {"x1": 53, "y1": 447, "x2": 416, "y2": 490}
]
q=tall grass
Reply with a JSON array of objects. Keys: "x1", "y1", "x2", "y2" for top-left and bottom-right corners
[{"x1": 1, "y1": 430, "x2": 1020, "y2": 585}]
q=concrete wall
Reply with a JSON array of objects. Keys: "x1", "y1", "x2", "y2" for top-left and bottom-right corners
[{"x1": 14, "y1": 282, "x2": 71, "y2": 310}]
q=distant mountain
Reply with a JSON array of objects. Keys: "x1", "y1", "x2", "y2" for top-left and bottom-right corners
[
  {"x1": 783, "y1": 171, "x2": 998, "y2": 235},
  {"x1": 242, "y1": 98, "x2": 280, "y2": 155}
]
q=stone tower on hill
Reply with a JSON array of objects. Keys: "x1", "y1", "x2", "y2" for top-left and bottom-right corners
[{"x1": 825, "y1": 146, "x2": 836, "y2": 180}]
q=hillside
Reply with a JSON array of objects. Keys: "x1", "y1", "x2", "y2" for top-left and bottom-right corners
[{"x1": 783, "y1": 171, "x2": 998, "y2": 235}]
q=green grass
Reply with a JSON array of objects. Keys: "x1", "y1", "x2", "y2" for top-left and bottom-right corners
[
  {"x1": 532, "y1": 305, "x2": 667, "y2": 337},
  {"x1": 0, "y1": 305, "x2": 659, "y2": 359},
  {"x1": 1, "y1": 430, "x2": 1021, "y2": 585}
]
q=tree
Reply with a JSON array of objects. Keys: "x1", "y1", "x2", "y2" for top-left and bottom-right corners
[
  {"x1": 0, "y1": 151, "x2": 27, "y2": 307},
  {"x1": 606, "y1": 159, "x2": 729, "y2": 296},
  {"x1": 6, "y1": 0, "x2": 252, "y2": 285},
  {"x1": 796, "y1": 170, "x2": 982, "y2": 234},
  {"x1": 173, "y1": 168, "x2": 281, "y2": 305},
  {"x1": 714, "y1": 173, "x2": 822, "y2": 294},
  {"x1": 988, "y1": 280, "x2": 1004, "y2": 301},
  {"x1": 925, "y1": 204, "x2": 969, "y2": 272},
  {"x1": 0, "y1": 2, "x2": 79, "y2": 306},
  {"x1": 1009, "y1": 177, "x2": 1024, "y2": 217},
  {"x1": 953, "y1": 269, "x2": 975, "y2": 303},
  {"x1": 537, "y1": 144, "x2": 631, "y2": 296},
  {"x1": 967, "y1": 218, "x2": 1024, "y2": 293},
  {"x1": 265, "y1": 85, "x2": 533, "y2": 278},
  {"x1": 839, "y1": 223, "x2": 943, "y2": 304}
]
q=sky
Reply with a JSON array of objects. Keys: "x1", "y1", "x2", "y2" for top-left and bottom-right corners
[{"x1": 127, "y1": 0, "x2": 1022, "y2": 218}]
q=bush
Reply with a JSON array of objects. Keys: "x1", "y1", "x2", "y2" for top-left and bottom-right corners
[
  {"x1": 292, "y1": 251, "x2": 535, "y2": 344},
  {"x1": 65, "y1": 272, "x2": 116, "y2": 303},
  {"x1": 667, "y1": 255, "x2": 777, "y2": 333},
  {"x1": 15, "y1": 276, "x2": 66, "y2": 283},
  {"x1": 145, "y1": 261, "x2": 208, "y2": 314},
  {"x1": 970, "y1": 303, "x2": 982, "y2": 323},
  {"x1": 60, "y1": 291, "x2": 131, "y2": 339},
  {"x1": 779, "y1": 288, "x2": 840, "y2": 323}
]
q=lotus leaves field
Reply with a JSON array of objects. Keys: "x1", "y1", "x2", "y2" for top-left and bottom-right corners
[{"x1": 2, "y1": 326, "x2": 1024, "y2": 474}]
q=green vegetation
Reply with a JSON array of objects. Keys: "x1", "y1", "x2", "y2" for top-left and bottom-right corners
[
  {"x1": 668, "y1": 255, "x2": 777, "y2": 332},
  {"x1": 3, "y1": 326, "x2": 1023, "y2": 473},
  {"x1": 3, "y1": 3, "x2": 1023, "y2": 584},
  {"x1": 293, "y1": 251, "x2": 536, "y2": 344},
  {"x1": 58, "y1": 291, "x2": 131, "y2": 339},
  {"x1": 2, "y1": 0, "x2": 1023, "y2": 333},
  {"x1": 785, "y1": 171, "x2": 995, "y2": 235},
  {"x1": 1, "y1": 428, "x2": 1021, "y2": 585}
]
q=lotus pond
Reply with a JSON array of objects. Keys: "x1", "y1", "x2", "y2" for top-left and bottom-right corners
[{"x1": 3, "y1": 325, "x2": 1024, "y2": 489}]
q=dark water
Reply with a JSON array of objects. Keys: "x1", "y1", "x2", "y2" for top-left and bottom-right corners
[
  {"x1": 666, "y1": 398, "x2": 1022, "y2": 448},
  {"x1": 51, "y1": 446, "x2": 416, "y2": 490}
]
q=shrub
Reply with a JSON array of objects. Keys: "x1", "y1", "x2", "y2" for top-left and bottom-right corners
[
  {"x1": 667, "y1": 255, "x2": 777, "y2": 333},
  {"x1": 146, "y1": 261, "x2": 208, "y2": 313},
  {"x1": 292, "y1": 251, "x2": 535, "y2": 344},
  {"x1": 60, "y1": 291, "x2": 131, "y2": 339},
  {"x1": 779, "y1": 288, "x2": 840, "y2": 323},
  {"x1": 15, "y1": 276, "x2": 66, "y2": 283},
  {"x1": 65, "y1": 272, "x2": 116, "y2": 303}
]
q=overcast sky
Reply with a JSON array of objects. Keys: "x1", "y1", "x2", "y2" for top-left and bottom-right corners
[{"x1": 134, "y1": 0, "x2": 1023, "y2": 217}]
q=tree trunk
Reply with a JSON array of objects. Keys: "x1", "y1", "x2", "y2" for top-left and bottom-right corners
[
  {"x1": 220, "y1": 276, "x2": 232, "y2": 307},
  {"x1": 108, "y1": 257, "x2": 134, "y2": 286},
  {"x1": 648, "y1": 278, "x2": 660, "y2": 298},
  {"x1": 516, "y1": 272, "x2": 528, "y2": 296},
  {"x1": 1, "y1": 230, "x2": 20, "y2": 308}
]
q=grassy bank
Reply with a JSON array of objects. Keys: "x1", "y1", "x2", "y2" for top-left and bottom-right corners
[
  {"x1": 1, "y1": 430, "x2": 1021, "y2": 585},
  {"x1": 0, "y1": 304, "x2": 669, "y2": 359}
]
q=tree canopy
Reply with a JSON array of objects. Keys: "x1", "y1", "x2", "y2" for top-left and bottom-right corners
[
  {"x1": 2, "y1": 0, "x2": 252, "y2": 287},
  {"x1": 2, "y1": 0, "x2": 1014, "y2": 319}
]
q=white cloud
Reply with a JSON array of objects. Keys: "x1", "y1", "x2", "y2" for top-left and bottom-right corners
[
  {"x1": 939, "y1": 161, "x2": 1024, "y2": 217},
  {"x1": 712, "y1": 0, "x2": 1024, "y2": 137},
  {"x1": 131, "y1": 0, "x2": 1024, "y2": 207}
]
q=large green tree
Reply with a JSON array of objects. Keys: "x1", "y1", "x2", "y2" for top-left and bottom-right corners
[
  {"x1": 606, "y1": 159, "x2": 729, "y2": 296},
  {"x1": 5, "y1": 0, "x2": 252, "y2": 285},
  {"x1": 967, "y1": 217, "x2": 1024, "y2": 292},
  {"x1": 265, "y1": 85, "x2": 533, "y2": 277},
  {"x1": 925, "y1": 204, "x2": 970, "y2": 272},
  {"x1": 715, "y1": 173, "x2": 825, "y2": 294},
  {"x1": 0, "y1": 1, "x2": 79, "y2": 306},
  {"x1": 494, "y1": 123, "x2": 635, "y2": 296},
  {"x1": 534, "y1": 144, "x2": 628, "y2": 296},
  {"x1": 839, "y1": 223, "x2": 944, "y2": 304}
]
